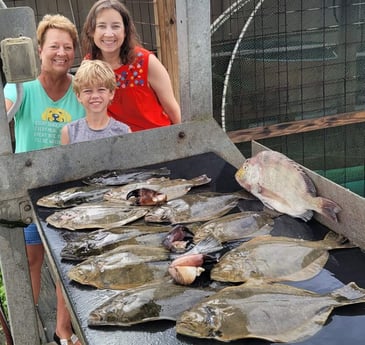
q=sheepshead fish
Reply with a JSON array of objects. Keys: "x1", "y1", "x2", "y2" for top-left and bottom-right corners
[
  {"x1": 46, "y1": 202, "x2": 149, "y2": 230},
  {"x1": 61, "y1": 224, "x2": 170, "y2": 261},
  {"x1": 104, "y1": 174, "x2": 212, "y2": 203},
  {"x1": 193, "y1": 211, "x2": 274, "y2": 243},
  {"x1": 235, "y1": 150, "x2": 341, "y2": 222},
  {"x1": 88, "y1": 279, "x2": 220, "y2": 326},
  {"x1": 37, "y1": 185, "x2": 112, "y2": 208},
  {"x1": 82, "y1": 167, "x2": 170, "y2": 186},
  {"x1": 68, "y1": 244, "x2": 170, "y2": 289},
  {"x1": 176, "y1": 280, "x2": 365, "y2": 343},
  {"x1": 144, "y1": 192, "x2": 245, "y2": 224},
  {"x1": 210, "y1": 231, "x2": 355, "y2": 283}
]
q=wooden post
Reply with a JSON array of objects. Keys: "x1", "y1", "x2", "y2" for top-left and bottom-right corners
[
  {"x1": 0, "y1": 226, "x2": 41, "y2": 345},
  {"x1": 153, "y1": 0, "x2": 180, "y2": 104},
  {"x1": 175, "y1": 0, "x2": 213, "y2": 121}
]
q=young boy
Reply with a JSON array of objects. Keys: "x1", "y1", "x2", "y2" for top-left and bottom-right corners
[{"x1": 61, "y1": 59, "x2": 130, "y2": 144}]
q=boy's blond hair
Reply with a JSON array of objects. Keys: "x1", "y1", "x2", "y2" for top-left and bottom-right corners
[
  {"x1": 73, "y1": 60, "x2": 117, "y2": 94},
  {"x1": 37, "y1": 14, "x2": 79, "y2": 49}
]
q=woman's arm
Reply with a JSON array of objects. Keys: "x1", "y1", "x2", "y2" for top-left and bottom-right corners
[
  {"x1": 60, "y1": 125, "x2": 70, "y2": 145},
  {"x1": 5, "y1": 98, "x2": 14, "y2": 112},
  {"x1": 147, "y1": 54, "x2": 181, "y2": 124}
]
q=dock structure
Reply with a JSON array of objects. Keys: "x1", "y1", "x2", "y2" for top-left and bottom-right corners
[
  {"x1": 0, "y1": 1, "x2": 365, "y2": 345},
  {"x1": 0, "y1": 2, "x2": 243, "y2": 344}
]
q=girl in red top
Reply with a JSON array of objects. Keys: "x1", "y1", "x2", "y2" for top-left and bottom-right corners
[{"x1": 82, "y1": 0, "x2": 181, "y2": 132}]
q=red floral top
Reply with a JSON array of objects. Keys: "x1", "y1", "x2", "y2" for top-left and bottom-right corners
[{"x1": 108, "y1": 46, "x2": 171, "y2": 131}]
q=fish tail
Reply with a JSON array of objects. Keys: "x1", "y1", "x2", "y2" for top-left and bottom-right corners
[
  {"x1": 316, "y1": 197, "x2": 341, "y2": 222},
  {"x1": 321, "y1": 230, "x2": 355, "y2": 249},
  {"x1": 156, "y1": 167, "x2": 171, "y2": 175},
  {"x1": 330, "y1": 282, "x2": 365, "y2": 303},
  {"x1": 185, "y1": 235, "x2": 223, "y2": 256},
  {"x1": 191, "y1": 174, "x2": 212, "y2": 185}
]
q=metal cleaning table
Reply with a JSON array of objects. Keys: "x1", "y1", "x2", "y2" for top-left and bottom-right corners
[{"x1": 28, "y1": 152, "x2": 365, "y2": 345}]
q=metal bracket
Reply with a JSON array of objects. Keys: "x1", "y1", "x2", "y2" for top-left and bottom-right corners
[{"x1": 18, "y1": 199, "x2": 33, "y2": 224}]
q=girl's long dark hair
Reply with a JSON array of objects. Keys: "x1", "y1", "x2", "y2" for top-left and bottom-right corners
[{"x1": 81, "y1": 0, "x2": 140, "y2": 64}]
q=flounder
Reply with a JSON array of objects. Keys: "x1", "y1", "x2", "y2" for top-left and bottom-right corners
[
  {"x1": 193, "y1": 211, "x2": 274, "y2": 243},
  {"x1": 144, "y1": 192, "x2": 245, "y2": 224},
  {"x1": 61, "y1": 224, "x2": 170, "y2": 261},
  {"x1": 210, "y1": 231, "x2": 355, "y2": 283},
  {"x1": 176, "y1": 279, "x2": 365, "y2": 343},
  {"x1": 82, "y1": 167, "x2": 170, "y2": 186},
  {"x1": 37, "y1": 185, "x2": 112, "y2": 208},
  {"x1": 68, "y1": 244, "x2": 170, "y2": 289},
  {"x1": 46, "y1": 202, "x2": 149, "y2": 230},
  {"x1": 104, "y1": 174, "x2": 212, "y2": 204},
  {"x1": 88, "y1": 279, "x2": 220, "y2": 327},
  {"x1": 235, "y1": 150, "x2": 341, "y2": 222}
]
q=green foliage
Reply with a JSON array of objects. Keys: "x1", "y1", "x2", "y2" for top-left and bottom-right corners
[{"x1": 0, "y1": 271, "x2": 7, "y2": 318}]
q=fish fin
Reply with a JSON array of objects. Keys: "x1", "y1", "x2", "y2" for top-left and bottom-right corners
[
  {"x1": 281, "y1": 253, "x2": 329, "y2": 281},
  {"x1": 255, "y1": 187, "x2": 295, "y2": 215},
  {"x1": 62, "y1": 232, "x2": 81, "y2": 242},
  {"x1": 259, "y1": 187, "x2": 315, "y2": 222},
  {"x1": 262, "y1": 205, "x2": 284, "y2": 218},
  {"x1": 296, "y1": 165, "x2": 317, "y2": 196},
  {"x1": 190, "y1": 174, "x2": 212, "y2": 186},
  {"x1": 330, "y1": 282, "x2": 365, "y2": 301},
  {"x1": 256, "y1": 186, "x2": 289, "y2": 204},
  {"x1": 315, "y1": 197, "x2": 342, "y2": 222},
  {"x1": 298, "y1": 210, "x2": 313, "y2": 222},
  {"x1": 243, "y1": 277, "x2": 270, "y2": 286},
  {"x1": 183, "y1": 235, "x2": 223, "y2": 256},
  {"x1": 235, "y1": 189, "x2": 257, "y2": 200},
  {"x1": 321, "y1": 231, "x2": 355, "y2": 249}
]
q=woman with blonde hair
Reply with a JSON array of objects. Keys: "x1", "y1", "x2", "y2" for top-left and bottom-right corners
[{"x1": 4, "y1": 14, "x2": 84, "y2": 345}]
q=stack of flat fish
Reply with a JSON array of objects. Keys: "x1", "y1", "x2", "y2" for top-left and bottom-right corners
[
  {"x1": 36, "y1": 161, "x2": 362, "y2": 344},
  {"x1": 37, "y1": 167, "x2": 173, "y2": 208},
  {"x1": 67, "y1": 235, "x2": 224, "y2": 290},
  {"x1": 82, "y1": 167, "x2": 171, "y2": 185},
  {"x1": 104, "y1": 174, "x2": 212, "y2": 203},
  {"x1": 42, "y1": 174, "x2": 217, "y2": 231}
]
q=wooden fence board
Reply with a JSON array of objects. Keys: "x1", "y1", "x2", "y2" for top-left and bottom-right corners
[{"x1": 228, "y1": 111, "x2": 365, "y2": 143}]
